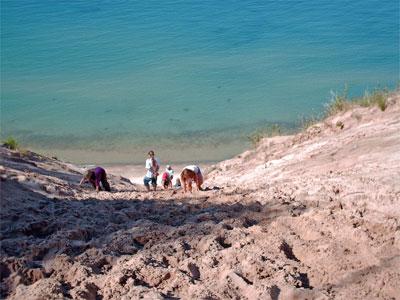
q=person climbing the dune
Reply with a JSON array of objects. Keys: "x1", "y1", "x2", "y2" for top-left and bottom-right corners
[
  {"x1": 161, "y1": 165, "x2": 174, "y2": 189},
  {"x1": 180, "y1": 165, "x2": 203, "y2": 193},
  {"x1": 143, "y1": 150, "x2": 160, "y2": 191},
  {"x1": 79, "y1": 166, "x2": 111, "y2": 192}
]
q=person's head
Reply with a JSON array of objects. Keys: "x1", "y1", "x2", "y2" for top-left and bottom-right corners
[
  {"x1": 84, "y1": 170, "x2": 94, "y2": 182},
  {"x1": 180, "y1": 169, "x2": 196, "y2": 192},
  {"x1": 166, "y1": 165, "x2": 172, "y2": 170},
  {"x1": 148, "y1": 150, "x2": 155, "y2": 158}
]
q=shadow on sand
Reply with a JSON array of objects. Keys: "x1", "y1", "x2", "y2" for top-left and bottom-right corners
[{"x1": 0, "y1": 178, "x2": 304, "y2": 298}]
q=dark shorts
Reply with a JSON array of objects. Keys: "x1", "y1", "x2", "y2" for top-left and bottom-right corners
[
  {"x1": 144, "y1": 176, "x2": 157, "y2": 187},
  {"x1": 162, "y1": 178, "x2": 171, "y2": 188}
]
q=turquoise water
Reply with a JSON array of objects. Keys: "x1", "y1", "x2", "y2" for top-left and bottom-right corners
[{"x1": 1, "y1": 1, "x2": 398, "y2": 164}]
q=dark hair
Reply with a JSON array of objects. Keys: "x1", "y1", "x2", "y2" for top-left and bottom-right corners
[
  {"x1": 85, "y1": 170, "x2": 94, "y2": 180},
  {"x1": 148, "y1": 150, "x2": 155, "y2": 156},
  {"x1": 181, "y1": 168, "x2": 195, "y2": 178}
]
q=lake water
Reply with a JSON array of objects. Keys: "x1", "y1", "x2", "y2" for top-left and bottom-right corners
[{"x1": 1, "y1": 0, "x2": 398, "y2": 164}]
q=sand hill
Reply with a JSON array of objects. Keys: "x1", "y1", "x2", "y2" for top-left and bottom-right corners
[{"x1": 1, "y1": 93, "x2": 399, "y2": 299}]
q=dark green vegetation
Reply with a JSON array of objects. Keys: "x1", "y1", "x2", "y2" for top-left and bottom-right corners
[{"x1": 2, "y1": 137, "x2": 19, "y2": 150}]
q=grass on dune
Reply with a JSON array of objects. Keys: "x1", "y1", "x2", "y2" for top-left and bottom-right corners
[
  {"x1": 1, "y1": 136, "x2": 30, "y2": 156},
  {"x1": 248, "y1": 124, "x2": 282, "y2": 146},
  {"x1": 249, "y1": 86, "x2": 394, "y2": 146},
  {"x1": 325, "y1": 86, "x2": 390, "y2": 117},
  {"x1": 2, "y1": 136, "x2": 19, "y2": 150}
]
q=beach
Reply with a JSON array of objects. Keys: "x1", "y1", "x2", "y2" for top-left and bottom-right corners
[{"x1": 106, "y1": 162, "x2": 215, "y2": 186}]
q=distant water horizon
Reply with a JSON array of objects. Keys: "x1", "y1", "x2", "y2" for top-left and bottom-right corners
[{"x1": 1, "y1": 1, "x2": 398, "y2": 164}]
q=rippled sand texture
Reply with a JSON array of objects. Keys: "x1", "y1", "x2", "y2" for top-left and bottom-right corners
[{"x1": 1, "y1": 94, "x2": 399, "y2": 299}]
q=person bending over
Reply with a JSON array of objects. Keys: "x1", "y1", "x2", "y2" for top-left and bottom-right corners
[
  {"x1": 180, "y1": 165, "x2": 203, "y2": 193},
  {"x1": 80, "y1": 167, "x2": 111, "y2": 192},
  {"x1": 161, "y1": 165, "x2": 174, "y2": 189}
]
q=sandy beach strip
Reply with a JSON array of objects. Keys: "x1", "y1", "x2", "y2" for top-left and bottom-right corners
[{"x1": 106, "y1": 162, "x2": 215, "y2": 185}]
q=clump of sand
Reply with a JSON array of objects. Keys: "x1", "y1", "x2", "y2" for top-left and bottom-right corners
[{"x1": 1, "y1": 93, "x2": 399, "y2": 299}]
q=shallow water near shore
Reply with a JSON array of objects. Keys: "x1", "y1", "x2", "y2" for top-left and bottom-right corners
[{"x1": 1, "y1": 1, "x2": 398, "y2": 164}]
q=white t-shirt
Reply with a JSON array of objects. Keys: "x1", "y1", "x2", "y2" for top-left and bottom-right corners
[
  {"x1": 184, "y1": 165, "x2": 200, "y2": 174},
  {"x1": 145, "y1": 158, "x2": 160, "y2": 178},
  {"x1": 167, "y1": 169, "x2": 174, "y2": 177}
]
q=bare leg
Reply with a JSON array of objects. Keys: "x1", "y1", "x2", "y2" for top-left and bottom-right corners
[
  {"x1": 188, "y1": 180, "x2": 193, "y2": 193},
  {"x1": 181, "y1": 174, "x2": 187, "y2": 193},
  {"x1": 196, "y1": 172, "x2": 203, "y2": 191}
]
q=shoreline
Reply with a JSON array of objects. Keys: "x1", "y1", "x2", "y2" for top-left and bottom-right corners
[
  {"x1": 27, "y1": 139, "x2": 248, "y2": 166},
  {"x1": 103, "y1": 162, "x2": 216, "y2": 185}
]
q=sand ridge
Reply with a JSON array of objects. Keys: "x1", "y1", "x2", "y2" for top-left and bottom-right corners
[{"x1": 1, "y1": 93, "x2": 399, "y2": 299}]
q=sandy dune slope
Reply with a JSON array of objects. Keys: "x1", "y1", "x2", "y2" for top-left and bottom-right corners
[{"x1": 1, "y1": 94, "x2": 399, "y2": 299}]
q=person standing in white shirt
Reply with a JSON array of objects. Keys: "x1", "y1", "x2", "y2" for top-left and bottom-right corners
[{"x1": 143, "y1": 150, "x2": 160, "y2": 191}]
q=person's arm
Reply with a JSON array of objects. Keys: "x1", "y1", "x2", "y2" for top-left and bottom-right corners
[
  {"x1": 195, "y1": 175, "x2": 199, "y2": 191},
  {"x1": 155, "y1": 158, "x2": 160, "y2": 172},
  {"x1": 196, "y1": 171, "x2": 204, "y2": 191},
  {"x1": 94, "y1": 172, "x2": 101, "y2": 192},
  {"x1": 151, "y1": 158, "x2": 160, "y2": 176},
  {"x1": 79, "y1": 176, "x2": 86, "y2": 186}
]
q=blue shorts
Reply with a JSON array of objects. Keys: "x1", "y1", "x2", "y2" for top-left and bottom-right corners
[{"x1": 144, "y1": 176, "x2": 157, "y2": 187}]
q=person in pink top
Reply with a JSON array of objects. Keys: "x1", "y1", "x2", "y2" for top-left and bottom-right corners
[{"x1": 161, "y1": 165, "x2": 174, "y2": 189}]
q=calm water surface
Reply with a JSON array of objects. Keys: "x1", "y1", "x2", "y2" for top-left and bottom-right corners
[{"x1": 1, "y1": 0, "x2": 398, "y2": 163}]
